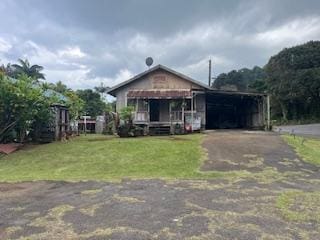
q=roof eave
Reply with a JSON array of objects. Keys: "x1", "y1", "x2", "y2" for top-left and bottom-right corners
[{"x1": 107, "y1": 64, "x2": 211, "y2": 96}]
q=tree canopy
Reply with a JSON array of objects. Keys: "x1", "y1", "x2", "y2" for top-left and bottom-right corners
[
  {"x1": 213, "y1": 41, "x2": 320, "y2": 123},
  {"x1": 11, "y1": 59, "x2": 45, "y2": 81},
  {"x1": 0, "y1": 73, "x2": 52, "y2": 142},
  {"x1": 265, "y1": 41, "x2": 320, "y2": 122},
  {"x1": 212, "y1": 66, "x2": 267, "y2": 92},
  {"x1": 76, "y1": 89, "x2": 106, "y2": 117},
  {"x1": 0, "y1": 59, "x2": 86, "y2": 143}
]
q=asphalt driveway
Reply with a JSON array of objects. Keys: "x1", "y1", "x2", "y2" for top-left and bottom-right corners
[
  {"x1": 1, "y1": 131, "x2": 320, "y2": 240},
  {"x1": 201, "y1": 130, "x2": 318, "y2": 173},
  {"x1": 274, "y1": 123, "x2": 320, "y2": 138}
]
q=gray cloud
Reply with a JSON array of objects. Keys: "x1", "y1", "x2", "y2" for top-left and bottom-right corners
[{"x1": 0, "y1": 0, "x2": 320, "y2": 89}]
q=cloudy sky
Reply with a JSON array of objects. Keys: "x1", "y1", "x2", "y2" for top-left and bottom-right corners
[{"x1": 1, "y1": 0, "x2": 320, "y2": 89}]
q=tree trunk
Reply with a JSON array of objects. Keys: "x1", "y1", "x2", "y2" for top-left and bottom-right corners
[{"x1": 0, "y1": 120, "x2": 18, "y2": 143}]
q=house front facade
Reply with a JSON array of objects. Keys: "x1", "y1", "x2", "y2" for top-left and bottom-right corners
[{"x1": 108, "y1": 64, "x2": 269, "y2": 135}]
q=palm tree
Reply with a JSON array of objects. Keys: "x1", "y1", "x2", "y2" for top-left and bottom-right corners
[
  {"x1": 94, "y1": 82, "x2": 110, "y2": 101},
  {"x1": 12, "y1": 59, "x2": 45, "y2": 81},
  {"x1": 54, "y1": 80, "x2": 70, "y2": 94},
  {"x1": 0, "y1": 63, "x2": 14, "y2": 77}
]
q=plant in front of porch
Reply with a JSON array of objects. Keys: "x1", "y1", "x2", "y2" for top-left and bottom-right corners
[{"x1": 118, "y1": 106, "x2": 144, "y2": 137}]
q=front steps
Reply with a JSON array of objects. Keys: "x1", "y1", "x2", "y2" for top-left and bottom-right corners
[{"x1": 149, "y1": 125, "x2": 171, "y2": 135}]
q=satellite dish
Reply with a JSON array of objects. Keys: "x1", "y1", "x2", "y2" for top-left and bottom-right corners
[{"x1": 145, "y1": 57, "x2": 153, "y2": 67}]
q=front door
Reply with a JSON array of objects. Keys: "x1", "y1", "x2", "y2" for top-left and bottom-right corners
[{"x1": 149, "y1": 100, "x2": 160, "y2": 122}]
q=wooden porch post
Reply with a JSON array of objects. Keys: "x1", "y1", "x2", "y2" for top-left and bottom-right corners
[
  {"x1": 182, "y1": 98, "x2": 185, "y2": 125},
  {"x1": 169, "y1": 99, "x2": 172, "y2": 134},
  {"x1": 135, "y1": 98, "x2": 138, "y2": 121},
  {"x1": 147, "y1": 99, "x2": 150, "y2": 123}
]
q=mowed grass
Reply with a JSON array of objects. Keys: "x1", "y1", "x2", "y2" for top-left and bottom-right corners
[
  {"x1": 277, "y1": 191, "x2": 320, "y2": 223},
  {"x1": 282, "y1": 135, "x2": 320, "y2": 166},
  {"x1": 0, "y1": 134, "x2": 211, "y2": 182}
]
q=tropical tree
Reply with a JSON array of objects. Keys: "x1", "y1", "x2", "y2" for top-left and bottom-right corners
[
  {"x1": 213, "y1": 66, "x2": 267, "y2": 92},
  {"x1": 0, "y1": 63, "x2": 14, "y2": 77},
  {"x1": 0, "y1": 73, "x2": 52, "y2": 142},
  {"x1": 12, "y1": 58, "x2": 45, "y2": 81},
  {"x1": 64, "y1": 91, "x2": 84, "y2": 120},
  {"x1": 94, "y1": 82, "x2": 110, "y2": 101},
  {"x1": 41, "y1": 81, "x2": 84, "y2": 120},
  {"x1": 53, "y1": 80, "x2": 70, "y2": 93},
  {"x1": 76, "y1": 89, "x2": 106, "y2": 117},
  {"x1": 265, "y1": 41, "x2": 320, "y2": 122}
]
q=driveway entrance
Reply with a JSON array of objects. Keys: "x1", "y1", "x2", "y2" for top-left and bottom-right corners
[{"x1": 201, "y1": 130, "x2": 318, "y2": 173}]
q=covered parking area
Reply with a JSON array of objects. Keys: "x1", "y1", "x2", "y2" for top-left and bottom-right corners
[{"x1": 205, "y1": 90, "x2": 269, "y2": 129}]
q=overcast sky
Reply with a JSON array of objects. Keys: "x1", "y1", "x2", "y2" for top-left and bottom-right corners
[{"x1": 1, "y1": 0, "x2": 320, "y2": 89}]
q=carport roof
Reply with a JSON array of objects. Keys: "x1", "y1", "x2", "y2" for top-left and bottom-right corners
[{"x1": 207, "y1": 89, "x2": 267, "y2": 97}]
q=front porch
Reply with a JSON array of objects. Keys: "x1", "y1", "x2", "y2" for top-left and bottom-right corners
[{"x1": 127, "y1": 90, "x2": 203, "y2": 135}]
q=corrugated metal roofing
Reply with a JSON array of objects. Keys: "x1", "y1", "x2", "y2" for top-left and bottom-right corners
[
  {"x1": 107, "y1": 64, "x2": 210, "y2": 96},
  {"x1": 127, "y1": 89, "x2": 192, "y2": 99}
]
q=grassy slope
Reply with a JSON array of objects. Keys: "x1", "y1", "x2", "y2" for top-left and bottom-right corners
[
  {"x1": 282, "y1": 135, "x2": 320, "y2": 166},
  {"x1": 0, "y1": 134, "x2": 218, "y2": 182}
]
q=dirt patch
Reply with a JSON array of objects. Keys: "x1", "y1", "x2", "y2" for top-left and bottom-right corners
[{"x1": 0, "y1": 181, "x2": 53, "y2": 198}]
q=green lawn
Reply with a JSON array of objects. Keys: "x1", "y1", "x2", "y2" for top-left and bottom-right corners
[
  {"x1": 277, "y1": 191, "x2": 320, "y2": 223},
  {"x1": 282, "y1": 135, "x2": 320, "y2": 166},
  {"x1": 0, "y1": 134, "x2": 216, "y2": 182}
]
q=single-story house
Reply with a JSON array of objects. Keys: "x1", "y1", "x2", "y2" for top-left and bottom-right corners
[{"x1": 107, "y1": 64, "x2": 269, "y2": 134}]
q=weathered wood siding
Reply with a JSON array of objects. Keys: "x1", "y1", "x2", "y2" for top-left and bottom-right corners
[{"x1": 114, "y1": 69, "x2": 205, "y2": 111}]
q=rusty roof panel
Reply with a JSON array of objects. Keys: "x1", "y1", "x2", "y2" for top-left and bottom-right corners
[{"x1": 127, "y1": 89, "x2": 192, "y2": 99}]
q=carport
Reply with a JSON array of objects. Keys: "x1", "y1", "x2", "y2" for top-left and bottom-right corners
[{"x1": 205, "y1": 90, "x2": 268, "y2": 129}]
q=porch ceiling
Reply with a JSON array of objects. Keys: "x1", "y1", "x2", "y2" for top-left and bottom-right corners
[{"x1": 127, "y1": 89, "x2": 192, "y2": 99}]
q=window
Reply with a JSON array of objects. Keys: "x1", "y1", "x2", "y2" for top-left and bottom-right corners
[
  {"x1": 138, "y1": 99, "x2": 148, "y2": 111},
  {"x1": 184, "y1": 99, "x2": 192, "y2": 111},
  {"x1": 127, "y1": 99, "x2": 148, "y2": 111},
  {"x1": 127, "y1": 99, "x2": 136, "y2": 110},
  {"x1": 170, "y1": 100, "x2": 183, "y2": 111}
]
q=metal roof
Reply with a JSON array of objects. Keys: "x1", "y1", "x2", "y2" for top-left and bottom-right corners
[
  {"x1": 107, "y1": 64, "x2": 210, "y2": 96},
  {"x1": 127, "y1": 89, "x2": 192, "y2": 99},
  {"x1": 207, "y1": 89, "x2": 267, "y2": 97}
]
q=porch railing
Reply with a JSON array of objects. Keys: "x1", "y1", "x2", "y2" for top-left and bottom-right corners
[
  {"x1": 134, "y1": 111, "x2": 149, "y2": 122},
  {"x1": 171, "y1": 111, "x2": 183, "y2": 121}
]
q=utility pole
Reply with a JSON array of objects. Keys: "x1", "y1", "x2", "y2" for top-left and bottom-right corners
[{"x1": 208, "y1": 59, "x2": 212, "y2": 87}]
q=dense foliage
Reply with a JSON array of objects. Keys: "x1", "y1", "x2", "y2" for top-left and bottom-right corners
[
  {"x1": 1, "y1": 58, "x2": 117, "y2": 142},
  {"x1": 76, "y1": 89, "x2": 106, "y2": 117},
  {"x1": 1, "y1": 59, "x2": 45, "y2": 83},
  {"x1": 213, "y1": 66, "x2": 267, "y2": 92},
  {"x1": 0, "y1": 74, "x2": 52, "y2": 142},
  {"x1": 213, "y1": 41, "x2": 320, "y2": 123},
  {"x1": 0, "y1": 60, "x2": 85, "y2": 143},
  {"x1": 265, "y1": 41, "x2": 320, "y2": 122},
  {"x1": 43, "y1": 81, "x2": 84, "y2": 120}
]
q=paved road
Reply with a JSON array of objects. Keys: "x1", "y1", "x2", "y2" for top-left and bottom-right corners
[
  {"x1": 273, "y1": 123, "x2": 320, "y2": 138},
  {"x1": 1, "y1": 131, "x2": 320, "y2": 240}
]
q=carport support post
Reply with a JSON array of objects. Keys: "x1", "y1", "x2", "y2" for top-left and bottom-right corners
[
  {"x1": 267, "y1": 95, "x2": 271, "y2": 130},
  {"x1": 191, "y1": 92, "x2": 194, "y2": 131}
]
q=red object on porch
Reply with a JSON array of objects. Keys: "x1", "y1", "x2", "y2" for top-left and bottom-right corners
[
  {"x1": 127, "y1": 89, "x2": 192, "y2": 99},
  {"x1": 0, "y1": 143, "x2": 23, "y2": 154}
]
